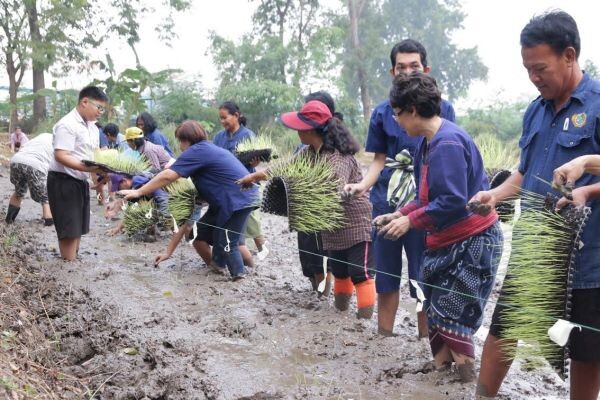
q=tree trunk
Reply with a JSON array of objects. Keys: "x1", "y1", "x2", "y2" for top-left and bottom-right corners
[
  {"x1": 348, "y1": 0, "x2": 371, "y2": 121},
  {"x1": 6, "y1": 57, "x2": 20, "y2": 134},
  {"x1": 25, "y1": 0, "x2": 47, "y2": 128}
]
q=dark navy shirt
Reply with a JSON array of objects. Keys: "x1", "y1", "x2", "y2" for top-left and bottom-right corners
[
  {"x1": 519, "y1": 73, "x2": 600, "y2": 288},
  {"x1": 99, "y1": 128, "x2": 109, "y2": 148},
  {"x1": 213, "y1": 126, "x2": 257, "y2": 173},
  {"x1": 411, "y1": 119, "x2": 489, "y2": 230},
  {"x1": 131, "y1": 175, "x2": 168, "y2": 214},
  {"x1": 145, "y1": 129, "x2": 174, "y2": 156},
  {"x1": 169, "y1": 141, "x2": 259, "y2": 226},
  {"x1": 366, "y1": 99, "x2": 456, "y2": 212}
]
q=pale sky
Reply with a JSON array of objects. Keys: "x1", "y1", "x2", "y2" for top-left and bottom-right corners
[{"x1": 5, "y1": 0, "x2": 600, "y2": 114}]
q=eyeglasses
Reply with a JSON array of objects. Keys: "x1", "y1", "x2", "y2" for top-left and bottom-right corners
[
  {"x1": 88, "y1": 99, "x2": 106, "y2": 114},
  {"x1": 392, "y1": 109, "x2": 404, "y2": 120}
]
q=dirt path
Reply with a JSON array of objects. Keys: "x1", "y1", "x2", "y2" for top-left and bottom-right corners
[{"x1": 0, "y1": 161, "x2": 569, "y2": 399}]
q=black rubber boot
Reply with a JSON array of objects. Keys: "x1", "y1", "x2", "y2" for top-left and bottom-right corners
[{"x1": 5, "y1": 205, "x2": 20, "y2": 224}]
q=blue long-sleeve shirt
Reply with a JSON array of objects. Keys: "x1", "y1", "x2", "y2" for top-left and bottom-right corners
[{"x1": 145, "y1": 129, "x2": 174, "y2": 156}]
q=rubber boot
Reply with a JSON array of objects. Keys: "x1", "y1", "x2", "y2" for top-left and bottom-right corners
[
  {"x1": 355, "y1": 279, "x2": 375, "y2": 319},
  {"x1": 333, "y1": 277, "x2": 353, "y2": 311},
  {"x1": 5, "y1": 205, "x2": 20, "y2": 224}
]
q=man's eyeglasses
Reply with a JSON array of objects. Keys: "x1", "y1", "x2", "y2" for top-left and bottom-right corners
[{"x1": 88, "y1": 99, "x2": 106, "y2": 114}]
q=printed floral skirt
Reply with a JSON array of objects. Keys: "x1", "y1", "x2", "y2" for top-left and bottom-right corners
[{"x1": 422, "y1": 222, "x2": 503, "y2": 358}]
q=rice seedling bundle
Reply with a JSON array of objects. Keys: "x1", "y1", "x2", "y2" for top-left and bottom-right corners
[
  {"x1": 92, "y1": 149, "x2": 151, "y2": 175},
  {"x1": 499, "y1": 191, "x2": 590, "y2": 377},
  {"x1": 262, "y1": 152, "x2": 345, "y2": 233},
  {"x1": 166, "y1": 178, "x2": 198, "y2": 226},
  {"x1": 235, "y1": 135, "x2": 278, "y2": 165},
  {"x1": 122, "y1": 200, "x2": 158, "y2": 236},
  {"x1": 490, "y1": 169, "x2": 515, "y2": 223}
]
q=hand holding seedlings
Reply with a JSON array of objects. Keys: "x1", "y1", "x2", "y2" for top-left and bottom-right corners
[
  {"x1": 555, "y1": 186, "x2": 591, "y2": 211},
  {"x1": 467, "y1": 200, "x2": 493, "y2": 216},
  {"x1": 467, "y1": 190, "x2": 497, "y2": 213},
  {"x1": 372, "y1": 211, "x2": 402, "y2": 228},
  {"x1": 377, "y1": 215, "x2": 411, "y2": 240},
  {"x1": 553, "y1": 156, "x2": 589, "y2": 188},
  {"x1": 118, "y1": 189, "x2": 142, "y2": 201},
  {"x1": 342, "y1": 183, "x2": 366, "y2": 199}
]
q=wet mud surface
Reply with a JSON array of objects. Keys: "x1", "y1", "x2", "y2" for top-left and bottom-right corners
[{"x1": 0, "y1": 162, "x2": 569, "y2": 399}]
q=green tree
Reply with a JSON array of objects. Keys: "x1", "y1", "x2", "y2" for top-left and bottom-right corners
[
  {"x1": 331, "y1": 0, "x2": 488, "y2": 117},
  {"x1": 0, "y1": 0, "x2": 29, "y2": 132},
  {"x1": 583, "y1": 59, "x2": 599, "y2": 79},
  {"x1": 458, "y1": 100, "x2": 528, "y2": 142}
]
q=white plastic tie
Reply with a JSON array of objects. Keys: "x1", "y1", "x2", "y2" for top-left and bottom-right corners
[
  {"x1": 317, "y1": 256, "x2": 328, "y2": 293},
  {"x1": 224, "y1": 229, "x2": 231, "y2": 253},
  {"x1": 188, "y1": 222, "x2": 198, "y2": 245},
  {"x1": 548, "y1": 319, "x2": 582, "y2": 347},
  {"x1": 171, "y1": 215, "x2": 179, "y2": 233},
  {"x1": 410, "y1": 279, "x2": 426, "y2": 312},
  {"x1": 145, "y1": 207, "x2": 153, "y2": 219}
]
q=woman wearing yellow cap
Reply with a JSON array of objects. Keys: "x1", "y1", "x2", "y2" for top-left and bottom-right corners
[{"x1": 125, "y1": 127, "x2": 175, "y2": 171}]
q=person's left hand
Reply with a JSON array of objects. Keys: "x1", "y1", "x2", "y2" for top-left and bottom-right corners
[
  {"x1": 555, "y1": 186, "x2": 589, "y2": 211},
  {"x1": 378, "y1": 215, "x2": 411, "y2": 240},
  {"x1": 248, "y1": 157, "x2": 261, "y2": 168},
  {"x1": 119, "y1": 189, "x2": 142, "y2": 201}
]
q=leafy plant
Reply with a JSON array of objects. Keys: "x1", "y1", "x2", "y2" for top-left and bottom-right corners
[
  {"x1": 93, "y1": 149, "x2": 151, "y2": 175},
  {"x1": 166, "y1": 178, "x2": 197, "y2": 226},
  {"x1": 263, "y1": 151, "x2": 345, "y2": 233},
  {"x1": 122, "y1": 200, "x2": 158, "y2": 236},
  {"x1": 474, "y1": 133, "x2": 520, "y2": 172}
]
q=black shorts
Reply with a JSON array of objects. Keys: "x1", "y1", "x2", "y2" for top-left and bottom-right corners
[
  {"x1": 297, "y1": 231, "x2": 327, "y2": 277},
  {"x1": 192, "y1": 207, "x2": 244, "y2": 246},
  {"x1": 490, "y1": 286, "x2": 600, "y2": 362},
  {"x1": 47, "y1": 171, "x2": 90, "y2": 240},
  {"x1": 328, "y1": 241, "x2": 374, "y2": 285}
]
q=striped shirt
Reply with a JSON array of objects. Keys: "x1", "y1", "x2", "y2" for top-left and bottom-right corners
[{"x1": 307, "y1": 148, "x2": 372, "y2": 251}]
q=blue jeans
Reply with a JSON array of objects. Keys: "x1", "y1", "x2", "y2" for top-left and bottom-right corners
[{"x1": 212, "y1": 207, "x2": 254, "y2": 276}]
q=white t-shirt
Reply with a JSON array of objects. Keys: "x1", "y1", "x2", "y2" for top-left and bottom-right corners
[
  {"x1": 49, "y1": 108, "x2": 100, "y2": 180},
  {"x1": 10, "y1": 133, "x2": 54, "y2": 172}
]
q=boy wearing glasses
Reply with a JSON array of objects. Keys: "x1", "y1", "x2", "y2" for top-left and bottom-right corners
[{"x1": 47, "y1": 85, "x2": 108, "y2": 261}]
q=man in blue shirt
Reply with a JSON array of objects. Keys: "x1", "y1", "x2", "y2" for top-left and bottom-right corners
[
  {"x1": 473, "y1": 11, "x2": 600, "y2": 400},
  {"x1": 345, "y1": 39, "x2": 455, "y2": 338}
]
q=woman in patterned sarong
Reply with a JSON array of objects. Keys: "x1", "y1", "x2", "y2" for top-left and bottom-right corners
[{"x1": 375, "y1": 72, "x2": 503, "y2": 382}]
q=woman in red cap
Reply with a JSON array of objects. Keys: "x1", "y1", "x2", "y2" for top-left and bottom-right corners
[{"x1": 239, "y1": 100, "x2": 376, "y2": 319}]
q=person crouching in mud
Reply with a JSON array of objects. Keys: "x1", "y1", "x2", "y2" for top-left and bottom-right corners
[
  {"x1": 374, "y1": 72, "x2": 503, "y2": 382},
  {"x1": 120, "y1": 120, "x2": 258, "y2": 281}
]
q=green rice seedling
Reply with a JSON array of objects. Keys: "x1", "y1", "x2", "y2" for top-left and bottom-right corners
[
  {"x1": 474, "y1": 134, "x2": 519, "y2": 173},
  {"x1": 93, "y1": 149, "x2": 151, "y2": 175},
  {"x1": 122, "y1": 200, "x2": 158, "y2": 236},
  {"x1": 235, "y1": 135, "x2": 278, "y2": 164},
  {"x1": 474, "y1": 134, "x2": 519, "y2": 222},
  {"x1": 166, "y1": 178, "x2": 197, "y2": 226},
  {"x1": 262, "y1": 151, "x2": 345, "y2": 233},
  {"x1": 499, "y1": 190, "x2": 590, "y2": 377}
]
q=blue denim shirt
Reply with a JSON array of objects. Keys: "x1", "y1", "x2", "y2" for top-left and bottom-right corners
[
  {"x1": 213, "y1": 126, "x2": 257, "y2": 173},
  {"x1": 145, "y1": 129, "x2": 174, "y2": 156},
  {"x1": 365, "y1": 99, "x2": 455, "y2": 212},
  {"x1": 519, "y1": 73, "x2": 600, "y2": 289}
]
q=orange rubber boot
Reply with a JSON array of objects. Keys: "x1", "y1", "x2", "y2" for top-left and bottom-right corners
[
  {"x1": 334, "y1": 277, "x2": 354, "y2": 311},
  {"x1": 355, "y1": 279, "x2": 375, "y2": 319}
]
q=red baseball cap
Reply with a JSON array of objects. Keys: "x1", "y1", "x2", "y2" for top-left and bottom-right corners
[{"x1": 280, "y1": 100, "x2": 332, "y2": 131}]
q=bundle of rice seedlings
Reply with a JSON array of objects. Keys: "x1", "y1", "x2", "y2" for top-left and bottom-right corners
[
  {"x1": 262, "y1": 152, "x2": 345, "y2": 233},
  {"x1": 474, "y1": 134, "x2": 519, "y2": 173},
  {"x1": 474, "y1": 134, "x2": 520, "y2": 222},
  {"x1": 235, "y1": 135, "x2": 278, "y2": 165},
  {"x1": 92, "y1": 149, "x2": 151, "y2": 175},
  {"x1": 499, "y1": 190, "x2": 590, "y2": 377},
  {"x1": 166, "y1": 178, "x2": 197, "y2": 227},
  {"x1": 122, "y1": 200, "x2": 158, "y2": 236}
]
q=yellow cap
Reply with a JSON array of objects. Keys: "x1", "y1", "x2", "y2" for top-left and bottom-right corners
[{"x1": 125, "y1": 127, "x2": 144, "y2": 140}]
